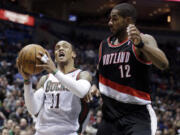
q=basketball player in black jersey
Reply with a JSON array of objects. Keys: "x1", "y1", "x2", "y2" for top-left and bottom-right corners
[{"x1": 94, "y1": 3, "x2": 169, "y2": 135}]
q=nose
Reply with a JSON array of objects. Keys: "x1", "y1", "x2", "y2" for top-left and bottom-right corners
[
  {"x1": 59, "y1": 46, "x2": 64, "y2": 51},
  {"x1": 108, "y1": 19, "x2": 113, "y2": 27}
]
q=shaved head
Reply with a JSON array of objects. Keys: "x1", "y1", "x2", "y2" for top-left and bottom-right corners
[
  {"x1": 56, "y1": 40, "x2": 75, "y2": 51},
  {"x1": 113, "y1": 3, "x2": 137, "y2": 23},
  {"x1": 56, "y1": 40, "x2": 71, "y2": 46}
]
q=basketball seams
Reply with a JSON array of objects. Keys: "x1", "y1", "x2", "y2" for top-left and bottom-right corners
[
  {"x1": 24, "y1": 47, "x2": 31, "y2": 74},
  {"x1": 18, "y1": 44, "x2": 45, "y2": 75}
]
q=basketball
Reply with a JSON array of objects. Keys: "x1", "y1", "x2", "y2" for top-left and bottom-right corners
[{"x1": 17, "y1": 44, "x2": 47, "y2": 75}]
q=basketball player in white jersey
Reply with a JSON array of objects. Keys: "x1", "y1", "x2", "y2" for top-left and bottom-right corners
[{"x1": 18, "y1": 41, "x2": 93, "y2": 135}]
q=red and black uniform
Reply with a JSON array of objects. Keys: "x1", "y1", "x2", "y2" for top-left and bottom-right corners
[{"x1": 97, "y1": 36, "x2": 157, "y2": 135}]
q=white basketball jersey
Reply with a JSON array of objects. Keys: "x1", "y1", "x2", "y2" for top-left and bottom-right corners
[{"x1": 35, "y1": 69, "x2": 83, "y2": 135}]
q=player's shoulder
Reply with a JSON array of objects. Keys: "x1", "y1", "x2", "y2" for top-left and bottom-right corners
[
  {"x1": 79, "y1": 70, "x2": 91, "y2": 76},
  {"x1": 141, "y1": 33, "x2": 155, "y2": 40},
  {"x1": 78, "y1": 70, "x2": 92, "y2": 83}
]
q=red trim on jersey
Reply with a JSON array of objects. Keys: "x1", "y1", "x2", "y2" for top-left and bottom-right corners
[
  {"x1": 132, "y1": 45, "x2": 152, "y2": 65},
  {"x1": 107, "y1": 36, "x2": 129, "y2": 47},
  {"x1": 76, "y1": 71, "x2": 81, "y2": 80},
  {"x1": 98, "y1": 42, "x2": 102, "y2": 63},
  {"x1": 99, "y1": 74, "x2": 151, "y2": 101}
]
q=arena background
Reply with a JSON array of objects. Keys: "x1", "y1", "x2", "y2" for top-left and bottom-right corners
[{"x1": 0, "y1": 0, "x2": 179, "y2": 135}]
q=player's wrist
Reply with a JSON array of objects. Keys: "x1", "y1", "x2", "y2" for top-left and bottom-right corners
[
  {"x1": 134, "y1": 41, "x2": 144, "y2": 49},
  {"x1": 24, "y1": 79, "x2": 31, "y2": 85},
  {"x1": 52, "y1": 69, "x2": 58, "y2": 75}
]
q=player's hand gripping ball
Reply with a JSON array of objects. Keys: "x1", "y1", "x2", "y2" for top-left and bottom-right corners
[{"x1": 17, "y1": 44, "x2": 47, "y2": 75}]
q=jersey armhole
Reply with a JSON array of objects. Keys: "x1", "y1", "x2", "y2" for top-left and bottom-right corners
[
  {"x1": 76, "y1": 71, "x2": 82, "y2": 80},
  {"x1": 132, "y1": 45, "x2": 152, "y2": 65}
]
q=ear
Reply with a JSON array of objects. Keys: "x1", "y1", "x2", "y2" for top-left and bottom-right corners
[
  {"x1": 72, "y1": 51, "x2": 76, "y2": 59},
  {"x1": 126, "y1": 17, "x2": 134, "y2": 25}
]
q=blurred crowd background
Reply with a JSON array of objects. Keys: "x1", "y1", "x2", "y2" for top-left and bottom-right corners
[{"x1": 0, "y1": 0, "x2": 180, "y2": 135}]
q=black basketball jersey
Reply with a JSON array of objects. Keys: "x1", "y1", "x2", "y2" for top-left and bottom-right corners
[{"x1": 98, "y1": 36, "x2": 152, "y2": 120}]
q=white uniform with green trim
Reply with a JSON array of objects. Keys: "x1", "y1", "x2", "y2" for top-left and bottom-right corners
[{"x1": 35, "y1": 69, "x2": 84, "y2": 135}]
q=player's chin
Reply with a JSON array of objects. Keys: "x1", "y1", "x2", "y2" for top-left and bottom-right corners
[{"x1": 57, "y1": 58, "x2": 67, "y2": 63}]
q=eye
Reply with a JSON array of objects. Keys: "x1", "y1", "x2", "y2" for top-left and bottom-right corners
[
  {"x1": 64, "y1": 45, "x2": 69, "y2": 49},
  {"x1": 112, "y1": 17, "x2": 118, "y2": 21},
  {"x1": 55, "y1": 45, "x2": 60, "y2": 50}
]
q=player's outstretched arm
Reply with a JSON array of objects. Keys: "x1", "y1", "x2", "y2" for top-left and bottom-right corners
[
  {"x1": 36, "y1": 52, "x2": 92, "y2": 98},
  {"x1": 54, "y1": 70, "x2": 91, "y2": 98},
  {"x1": 127, "y1": 24, "x2": 169, "y2": 70}
]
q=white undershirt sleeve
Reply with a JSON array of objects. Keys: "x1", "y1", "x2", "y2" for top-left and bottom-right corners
[
  {"x1": 24, "y1": 83, "x2": 44, "y2": 115},
  {"x1": 54, "y1": 71, "x2": 91, "y2": 98}
]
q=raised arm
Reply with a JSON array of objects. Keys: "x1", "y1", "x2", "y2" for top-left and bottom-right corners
[
  {"x1": 127, "y1": 24, "x2": 169, "y2": 70},
  {"x1": 138, "y1": 34, "x2": 169, "y2": 70},
  {"x1": 17, "y1": 55, "x2": 46, "y2": 116},
  {"x1": 24, "y1": 80, "x2": 44, "y2": 115}
]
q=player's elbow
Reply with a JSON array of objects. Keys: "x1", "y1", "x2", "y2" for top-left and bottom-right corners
[{"x1": 159, "y1": 59, "x2": 169, "y2": 71}]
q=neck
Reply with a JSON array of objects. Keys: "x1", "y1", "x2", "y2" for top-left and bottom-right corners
[
  {"x1": 116, "y1": 29, "x2": 128, "y2": 43},
  {"x1": 57, "y1": 60, "x2": 76, "y2": 74}
]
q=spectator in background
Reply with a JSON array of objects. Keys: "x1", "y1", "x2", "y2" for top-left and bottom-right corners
[
  {"x1": 0, "y1": 61, "x2": 10, "y2": 75},
  {"x1": 19, "y1": 130, "x2": 27, "y2": 135},
  {"x1": 5, "y1": 119, "x2": 13, "y2": 135},
  {"x1": 1, "y1": 127, "x2": 9, "y2": 135},
  {"x1": 19, "y1": 118, "x2": 27, "y2": 130},
  {"x1": 13, "y1": 125, "x2": 20, "y2": 135},
  {"x1": 9, "y1": 107, "x2": 23, "y2": 123},
  {"x1": 0, "y1": 112, "x2": 6, "y2": 127},
  {"x1": 0, "y1": 100, "x2": 10, "y2": 119}
]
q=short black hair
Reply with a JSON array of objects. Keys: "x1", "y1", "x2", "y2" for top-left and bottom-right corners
[
  {"x1": 55, "y1": 40, "x2": 76, "y2": 52},
  {"x1": 113, "y1": 3, "x2": 137, "y2": 23}
]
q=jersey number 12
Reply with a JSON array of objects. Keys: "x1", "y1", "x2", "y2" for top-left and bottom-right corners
[{"x1": 119, "y1": 65, "x2": 131, "y2": 78}]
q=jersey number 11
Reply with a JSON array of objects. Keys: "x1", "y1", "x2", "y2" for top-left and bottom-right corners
[{"x1": 50, "y1": 93, "x2": 60, "y2": 109}]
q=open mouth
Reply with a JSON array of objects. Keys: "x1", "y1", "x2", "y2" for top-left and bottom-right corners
[{"x1": 59, "y1": 52, "x2": 65, "y2": 58}]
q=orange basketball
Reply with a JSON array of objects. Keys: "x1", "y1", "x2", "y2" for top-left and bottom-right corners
[{"x1": 17, "y1": 44, "x2": 47, "y2": 75}]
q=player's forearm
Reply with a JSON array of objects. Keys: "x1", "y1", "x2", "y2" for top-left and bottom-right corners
[
  {"x1": 54, "y1": 71, "x2": 91, "y2": 98},
  {"x1": 24, "y1": 83, "x2": 43, "y2": 115},
  {"x1": 140, "y1": 45, "x2": 169, "y2": 70},
  {"x1": 140, "y1": 34, "x2": 169, "y2": 70}
]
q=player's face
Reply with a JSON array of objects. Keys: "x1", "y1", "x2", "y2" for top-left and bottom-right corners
[
  {"x1": 55, "y1": 41, "x2": 76, "y2": 64},
  {"x1": 108, "y1": 9, "x2": 127, "y2": 35}
]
